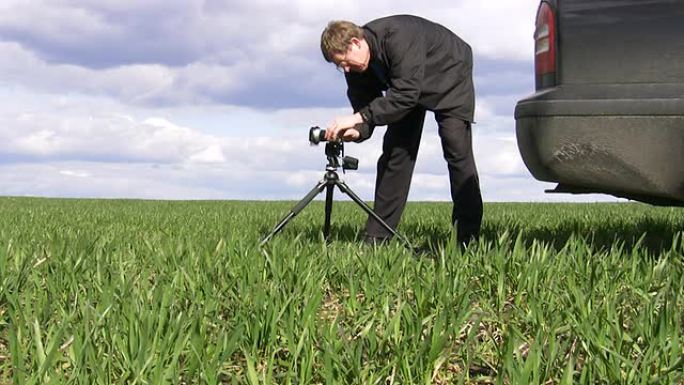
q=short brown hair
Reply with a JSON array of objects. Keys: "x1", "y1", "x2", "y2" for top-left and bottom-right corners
[{"x1": 320, "y1": 20, "x2": 365, "y2": 62}]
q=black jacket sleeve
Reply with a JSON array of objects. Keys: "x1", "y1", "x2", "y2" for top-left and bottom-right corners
[
  {"x1": 359, "y1": 27, "x2": 426, "y2": 126},
  {"x1": 345, "y1": 72, "x2": 382, "y2": 142}
]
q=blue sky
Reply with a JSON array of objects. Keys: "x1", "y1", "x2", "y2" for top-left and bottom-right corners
[{"x1": 0, "y1": 0, "x2": 618, "y2": 201}]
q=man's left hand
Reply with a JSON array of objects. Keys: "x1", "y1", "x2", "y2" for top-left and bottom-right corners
[{"x1": 325, "y1": 113, "x2": 364, "y2": 141}]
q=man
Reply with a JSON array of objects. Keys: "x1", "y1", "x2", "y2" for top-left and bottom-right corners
[{"x1": 320, "y1": 15, "x2": 483, "y2": 246}]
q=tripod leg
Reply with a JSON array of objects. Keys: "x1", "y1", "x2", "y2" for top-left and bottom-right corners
[
  {"x1": 260, "y1": 180, "x2": 327, "y2": 247},
  {"x1": 335, "y1": 180, "x2": 413, "y2": 250},
  {"x1": 324, "y1": 184, "x2": 334, "y2": 239}
]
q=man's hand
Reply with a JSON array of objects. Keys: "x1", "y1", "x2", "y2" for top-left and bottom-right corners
[{"x1": 325, "y1": 113, "x2": 364, "y2": 142}]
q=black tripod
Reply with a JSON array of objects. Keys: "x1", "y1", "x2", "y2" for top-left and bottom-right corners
[{"x1": 260, "y1": 141, "x2": 412, "y2": 249}]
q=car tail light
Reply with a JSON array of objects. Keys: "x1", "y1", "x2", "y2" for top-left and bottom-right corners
[{"x1": 535, "y1": 1, "x2": 556, "y2": 88}]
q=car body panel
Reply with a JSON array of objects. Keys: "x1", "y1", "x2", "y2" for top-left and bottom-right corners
[
  {"x1": 515, "y1": 0, "x2": 684, "y2": 205},
  {"x1": 559, "y1": 0, "x2": 684, "y2": 85}
]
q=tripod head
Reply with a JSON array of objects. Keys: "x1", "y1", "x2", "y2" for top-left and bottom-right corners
[
  {"x1": 309, "y1": 126, "x2": 359, "y2": 171},
  {"x1": 324, "y1": 141, "x2": 358, "y2": 171}
]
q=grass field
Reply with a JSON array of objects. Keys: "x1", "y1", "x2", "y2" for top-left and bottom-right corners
[{"x1": 0, "y1": 197, "x2": 683, "y2": 384}]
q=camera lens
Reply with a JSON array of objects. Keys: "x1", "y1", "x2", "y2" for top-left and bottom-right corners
[{"x1": 309, "y1": 126, "x2": 327, "y2": 144}]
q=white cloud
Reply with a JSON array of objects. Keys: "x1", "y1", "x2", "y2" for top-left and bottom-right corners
[
  {"x1": 59, "y1": 169, "x2": 90, "y2": 178},
  {"x1": 0, "y1": 159, "x2": 620, "y2": 202},
  {"x1": 0, "y1": 0, "x2": 538, "y2": 109},
  {"x1": 0, "y1": 87, "x2": 549, "y2": 201},
  {"x1": 0, "y1": 1, "x2": 115, "y2": 45},
  {"x1": 1, "y1": 111, "x2": 219, "y2": 163},
  {"x1": 189, "y1": 144, "x2": 226, "y2": 164},
  {"x1": 0, "y1": 42, "x2": 176, "y2": 102},
  {"x1": 0, "y1": 0, "x2": 625, "y2": 203}
]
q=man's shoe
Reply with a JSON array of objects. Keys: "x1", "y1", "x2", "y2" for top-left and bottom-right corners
[
  {"x1": 363, "y1": 235, "x2": 391, "y2": 246},
  {"x1": 411, "y1": 245, "x2": 434, "y2": 257},
  {"x1": 454, "y1": 219, "x2": 479, "y2": 252}
]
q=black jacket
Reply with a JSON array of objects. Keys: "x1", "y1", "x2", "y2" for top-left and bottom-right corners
[{"x1": 346, "y1": 15, "x2": 475, "y2": 141}]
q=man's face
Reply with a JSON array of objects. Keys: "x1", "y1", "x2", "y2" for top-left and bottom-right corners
[{"x1": 332, "y1": 38, "x2": 369, "y2": 73}]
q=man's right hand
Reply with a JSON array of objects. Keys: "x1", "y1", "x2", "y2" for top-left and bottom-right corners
[
  {"x1": 326, "y1": 113, "x2": 364, "y2": 142},
  {"x1": 339, "y1": 128, "x2": 360, "y2": 142}
]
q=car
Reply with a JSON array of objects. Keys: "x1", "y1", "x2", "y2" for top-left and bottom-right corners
[{"x1": 514, "y1": 0, "x2": 684, "y2": 206}]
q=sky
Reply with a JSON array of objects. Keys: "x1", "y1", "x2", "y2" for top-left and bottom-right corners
[{"x1": 0, "y1": 0, "x2": 619, "y2": 202}]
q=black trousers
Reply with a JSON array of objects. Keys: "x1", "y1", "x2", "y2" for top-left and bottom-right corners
[{"x1": 365, "y1": 108, "x2": 483, "y2": 243}]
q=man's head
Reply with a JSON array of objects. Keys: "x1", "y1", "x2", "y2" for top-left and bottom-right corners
[{"x1": 320, "y1": 20, "x2": 370, "y2": 73}]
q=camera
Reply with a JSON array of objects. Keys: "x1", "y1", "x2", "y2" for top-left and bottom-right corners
[
  {"x1": 308, "y1": 126, "x2": 358, "y2": 171},
  {"x1": 309, "y1": 126, "x2": 327, "y2": 145}
]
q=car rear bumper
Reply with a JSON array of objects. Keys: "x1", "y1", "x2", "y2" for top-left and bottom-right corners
[{"x1": 515, "y1": 87, "x2": 684, "y2": 205}]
